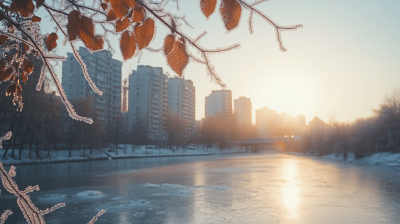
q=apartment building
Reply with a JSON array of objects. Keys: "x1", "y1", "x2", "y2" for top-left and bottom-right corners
[
  {"x1": 128, "y1": 65, "x2": 169, "y2": 141},
  {"x1": 62, "y1": 47, "x2": 122, "y2": 130},
  {"x1": 205, "y1": 90, "x2": 232, "y2": 130},
  {"x1": 168, "y1": 77, "x2": 196, "y2": 141},
  {"x1": 234, "y1": 97, "x2": 252, "y2": 128}
]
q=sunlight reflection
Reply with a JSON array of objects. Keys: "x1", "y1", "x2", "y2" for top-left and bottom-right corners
[{"x1": 282, "y1": 159, "x2": 299, "y2": 220}]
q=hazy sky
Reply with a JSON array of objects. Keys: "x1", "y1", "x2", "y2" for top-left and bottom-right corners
[{"x1": 42, "y1": 0, "x2": 400, "y2": 124}]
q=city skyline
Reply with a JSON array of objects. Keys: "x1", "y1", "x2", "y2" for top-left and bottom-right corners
[{"x1": 46, "y1": 0, "x2": 400, "y2": 124}]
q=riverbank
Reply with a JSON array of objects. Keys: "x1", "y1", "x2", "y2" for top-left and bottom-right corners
[
  {"x1": 318, "y1": 152, "x2": 400, "y2": 167},
  {"x1": 0, "y1": 145, "x2": 249, "y2": 166}
]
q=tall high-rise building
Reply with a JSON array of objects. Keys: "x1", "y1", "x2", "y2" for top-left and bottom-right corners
[
  {"x1": 205, "y1": 90, "x2": 232, "y2": 118},
  {"x1": 62, "y1": 47, "x2": 122, "y2": 130},
  {"x1": 234, "y1": 97, "x2": 252, "y2": 128},
  {"x1": 121, "y1": 78, "x2": 129, "y2": 112},
  {"x1": 205, "y1": 90, "x2": 232, "y2": 130},
  {"x1": 128, "y1": 65, "x2": 168, "y2": 141},
  {"x1": 168, "y1": 78, "x2": 196, "y2": 140},
  {"x1": 256, "y1": 107, "x2": 278, "y2": 137}
]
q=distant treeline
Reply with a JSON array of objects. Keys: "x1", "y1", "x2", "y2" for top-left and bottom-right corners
[{"x1": 293, "y1": 89, "x2": 400, "y2": 158}]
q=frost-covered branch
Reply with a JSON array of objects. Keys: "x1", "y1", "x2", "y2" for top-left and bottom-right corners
[
  {"x1": 240, "y1": 0, "x2": 302, "y2": 51},
  {"x1": 0, "y1": 163, "x2": 65, "y2": 224}
]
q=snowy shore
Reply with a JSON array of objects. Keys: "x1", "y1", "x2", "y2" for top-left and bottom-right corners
[
  {"x1": 319, "y1": 152, "x2": 400, "y2": 167},
  {"x1": 0, "y1": 145, "x2": 249, "y2": 166}
]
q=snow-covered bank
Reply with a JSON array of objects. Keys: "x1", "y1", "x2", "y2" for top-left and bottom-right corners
[
  {"x1": 0, "y1": 145, "x2": 249, "y2": 166},
  {"x1": 320, "y1": 152, "x2": 400, "y2": 167}
]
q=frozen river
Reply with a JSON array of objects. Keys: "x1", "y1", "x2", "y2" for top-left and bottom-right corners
[{"x1": 1, "y1": 152, "x2": 400, "y2": 223}]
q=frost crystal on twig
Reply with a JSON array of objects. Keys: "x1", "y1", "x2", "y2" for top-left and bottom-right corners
[
  {"x1": 87, "y1": 210, "x2": 106, "y2": 224},
  {"x1": 0, "y1": 163, "x2": 65, "y2": 224},
  {"x1": 0, "y1": 210, "x2": 12, "y2": 224},
  {"x1": 0, "y1": 132, "x2": 12, "y2": 150}
]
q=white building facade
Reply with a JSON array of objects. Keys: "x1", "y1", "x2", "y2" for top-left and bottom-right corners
[
  {"x1": 205, "y1": 90, "x2": 232, "y2": 119},
  {"x1": 128, "y1": 65, "x2": 169, "y2": 141},
  {"x1": 234, "y1": 97, "x2": 252, "y2": 128},
  {"x1": 62, "y1": 47, "x2": 122, "y2": 130},
  {"x1": 168, "y1": 78, "x2": 196, "y2": 141}
]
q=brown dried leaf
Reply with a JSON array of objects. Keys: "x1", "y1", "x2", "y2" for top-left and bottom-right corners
[
  {"x1": 13, "y1": 0, "x2": 35, "y2": 17},
  {"x1": 23, "y1": 60, "x2": 34, "y2": 74},
  {"x1": 46, "y1": 32, "x2": 58, "y2": 52},
  {"x1": 31, "y1": 15, "x2": 41, "y2": 22},
  {"x1": 163, "y1": 34, "x2": 175, "y2": 55},
  {"x1": 0, "y1": 59, "x2": 5, "y2": 71},
  {"x1": 21, "y1": 72, "x2": 28, "y2": 83},
  {"x1": 0, "y1": 68, "x2": 13, "y2": 82},
  {"x1": 120, "y1": 31, "x2": 137, "y2": 60},
  {"x1": 166, "y1": 37, "x2": 189, "y2": 76},
  {"x1": 67, "y1": 10, "x2": 80, "y2": 41},
  {"x1": 134, "y1": 18, "x2": 155, "y2": 50},
  {"x1": 78, "y1": 16, "x2": 95, "y2": 49},
  {"x1": 92, "y1": 36, "x2": 104, "y2": 51},
  {"x1": 9, "y1": 75, "x2": 15, "y2": 83},
  {"x1": 10, "y1": 2, "x2": 18, "y2": 12},
  {"x1": 36, "y1": 0, "x2": 45, "y2": 8},
  {"x1": 200, "y1": 0, "x2": 217, "y2": 18},
  {"x1": 0, "y1": 35, "x2": 8, "y2": 45},
  {"x1": 20, "y1": 42, "x2": 29, "y2": 53},
  {"x1": 131, "y1": 6, "x2": 145, "y2": 23},
  {"x1": 107, "y1": 9, "x2": 117, "y2": 21},
  {"x1": 116, "y1": 18, "x2": 130, "y2": 32},
  {"x1": 110, "y1": 0, "x2": 136, "y2": 19},
  {"x1": 100, "y1": 3, "x2": 108, "y2": 11},
  {"x1": 6, "y1": 83, "x2": 16, "y2": 96},
  {"x1": 220, "y1": 0, "x2": 241, "y2": 31}
]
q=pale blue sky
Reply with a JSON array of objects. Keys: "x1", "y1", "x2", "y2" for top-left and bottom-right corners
[{"x1": 40, "y1": 0, "x2": 400, "y2": 124}]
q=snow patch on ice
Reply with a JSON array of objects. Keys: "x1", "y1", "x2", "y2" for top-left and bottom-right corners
[
  {"x1": 76, "y1": 190, "x2": 104, "y2": 199},
  {"x1": 197, "y1": 185, "x2": 228, "y2": 191},
  {"x1": 161, "y1": 183, "x2": 185, "y2": 188},
  {"x1": 143, "y1": 183, "x2": 161, "y2": 188},
  {"x1": 0, "y1": 145, "x2": 248, "y2": 166},
  {"x1": 320, "y1": 152, "x2": 400, "y2": 167}
]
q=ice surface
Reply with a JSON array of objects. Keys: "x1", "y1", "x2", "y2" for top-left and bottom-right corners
[
  {"x1": 76, "y1": 191, "x2": 104, "y2": 199},
  {"x1": 96, "y1": 199, "x2": 149, "y2": 213},
  {"x1": 38, "y1": 194, "x2": 67, "y2": 202},
  {"x1": 147, "y1": 183, "x2": 228, "y2": 196},
  {"x1": 93, "y1": 169, "x2": 140, "y2": 177}
]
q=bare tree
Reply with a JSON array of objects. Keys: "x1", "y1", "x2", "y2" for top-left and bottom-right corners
[{"x1": 165, "y1": 112, "x2": 184, "y2": 149}]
